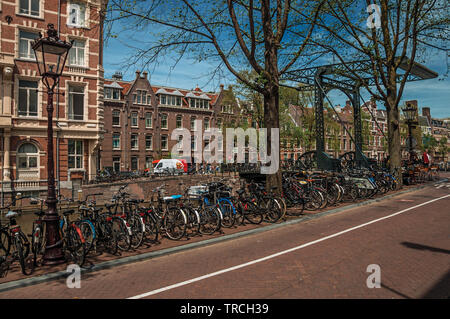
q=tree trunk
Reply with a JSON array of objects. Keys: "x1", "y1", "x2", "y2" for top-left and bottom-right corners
[
  {"x1": 263, "y1": 84, "x2": 282, "y2": 193},
  {"x1": 386, "y1": 85, "x2": 403, "y2": 188}
]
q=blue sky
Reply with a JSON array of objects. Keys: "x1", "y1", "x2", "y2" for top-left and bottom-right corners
[{"x1": 104, "y1": 5, "x2": 450, "y2": 119}]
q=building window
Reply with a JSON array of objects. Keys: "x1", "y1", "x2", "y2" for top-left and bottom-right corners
[
  {"x1": 131, "y1": 156, "x2": 138, "y2": 171},
  {"x1": 112, "y1": 110, "x2": 120, "y2": 126},
  {"x1": 105, "y1": 88, "x2": 112, "y2": 99},
  {"x1": 221, "y1": 105, "x2": 233, "y2": 114},
  {"x1": 68, "y1": 140, "x2": 83, "y2": 169},
  {"x1": 216, "y1": 118, "x2": 222, "y2": 131},
  {"x1": 18, "y1": 80, "x2": 38, "y2": 117},
  {"x1": 19, "y1": 30, "x2": 38, "y2": 60},
  {"x1": 19, "y1": 0, "x2": 40, "y2": 17},
  {"x1": 112, "y1": 134, "x2": 120, "y2": 149},
  {"x1": 145, "y1": 112, "x2": 152, "y2": 128},
  {"x1": 190, "y1": 116, "x2": 196, "y2": 131},
  {"x1": 161, "y1": 135, "x2": 168, "y2": 150},
  {"x1": 131, "y1": 134, "x2": 138, "y2": 150},
  {"x1": 160, "y1": 94, "x2": 181, "y2": 106},
  {"x1": 131, "y1": 112, "x2": 138, "y2": 127},
  {"x1": 145, "y1": 134, "x2": 152, "y2": 150},
  {"x1": 113, "y1": 157, "x2": 121, "y2": 172},
  {"x1": 68, "y1": 2, "x2": 86, "y2": 28},
  {"x1": 191, "y1": 136, "x2": 196, "y2": 151},
  {"x1": 68, "y1": 40, "x2": 85, "y2": 66},
  {"x1": 161, "y1": 114, "x2": 168, "y2": 129},
  {"x1": 17, "y1": 143, "x2": 38, "y2": 169},
  {"x1": 68, "y1": 85, "x2": 84, "y2": 120},
  {"x1": 112, "y1": 89, "x2": 120, "y2": 100},
  {"x1": 176, "y1": 115, "x2": 182, "y2": 129},
  {"x1": 204, "y1": 117, "x2": 210, "y2": 131}
]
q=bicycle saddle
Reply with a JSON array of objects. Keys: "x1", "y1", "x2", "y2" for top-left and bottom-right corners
[
  {"x1": 236, "y1": 189, "x2": 245, "y2": 195},
  {"x1": 105, "y1": 203, "x2": 115, "y2": 209},
  {"x1": 5, "y1": 211, "x2": 18, "y2": 218}
]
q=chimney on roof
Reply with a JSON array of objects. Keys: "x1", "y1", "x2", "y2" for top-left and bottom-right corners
[
  {"x1": 112, "y1": 71, "x2": 123, "y2": 80},
  {"x1": 142, "y1": 71, "x2": 148, "y2": 79},
  {"x1": 219, "y1": 84, "x2": 224, "y2": 91},
  {"x1": 135, "y1": 70, "x2": 141, "y2": 79}
]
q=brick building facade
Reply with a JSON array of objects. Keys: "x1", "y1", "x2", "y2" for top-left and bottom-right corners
[
  {"x1": 101, "y1": 71, "x2": 240, "y2": 172},
  {"x1": 0, "y1": 0, "x2": 106, "y2": 199}
]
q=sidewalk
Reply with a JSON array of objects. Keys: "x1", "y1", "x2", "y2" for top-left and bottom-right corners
[{"x1": 0, "y1": 175, "x2": 448, "y2": 293}]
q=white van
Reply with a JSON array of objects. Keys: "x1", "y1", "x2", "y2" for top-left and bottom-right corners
[{"x1": 153, "y1": 159, "x2": 187, "y2": 174}]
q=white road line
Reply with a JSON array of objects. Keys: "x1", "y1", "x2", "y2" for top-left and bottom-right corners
[{"x1": 128, "y1": 194, "x2": 450, "y2": 299}]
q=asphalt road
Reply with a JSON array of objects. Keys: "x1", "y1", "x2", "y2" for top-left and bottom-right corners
[{"x1": 1, "y1": 181, "x2": 449, "y2": 299}]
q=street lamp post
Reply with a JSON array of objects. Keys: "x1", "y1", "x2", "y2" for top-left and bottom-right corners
[
  {"x1": 32, "y1": 24, "x2": 72, "y2": 265},
  {"x1": 401, "y1": 103, "x2": 418, "y2": 163}
]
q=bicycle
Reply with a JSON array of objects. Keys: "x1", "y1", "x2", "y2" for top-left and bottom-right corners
[
  {"x1": 148, "y1": 185, "x2": 188, "y2": 240},
  {"x1": 0, "y1": 200, "x2": 33, "y2": 276}
]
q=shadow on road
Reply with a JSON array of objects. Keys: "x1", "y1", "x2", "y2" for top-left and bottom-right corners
[
  {"x1": 401, "y1": 242, "x2": 450, "y2": 255},
  {"x1": 421, "y1": 270, "x2": 450, "y2": 299},
  {"x1": 381, "y1": 283, "x2": 412, "y2": 299}
]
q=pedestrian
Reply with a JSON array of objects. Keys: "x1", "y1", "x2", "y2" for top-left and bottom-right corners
[{"x1": 422, "y1": 149, "x2": 430, "y2": 167}]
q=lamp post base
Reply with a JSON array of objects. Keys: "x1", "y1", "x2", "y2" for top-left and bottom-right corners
[{"x1": 42, "y1": 209, "x2": 66, "y2": 266}]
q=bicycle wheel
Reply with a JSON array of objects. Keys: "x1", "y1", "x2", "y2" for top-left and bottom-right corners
[
  {"x1": 79, "y1": 221, "x2": 95, "y2": 254},
  {"x1": 112, "y1": 217, "x2": 132, "y2": 251},
  {"x1": 65, "y1": 226, "x2": 86, "y2": 267},
  {"x1": 129, "y1": 214, "x2": 144, "y2": 249},
  {"x1": 142, "y1": 212, "x2": 159, "y2": 243},
  {"x1": 264, "y1": 198, "x2": 283, "y2": 223},
  {"x1": 0, "y1": 229, "x2": 10, "y2": 259},
  {"x1": 163, "y1": 207, "x2": 187, "y2": 240},
  {"x1": 199, "y1": 206, "x2": 221, "y2": 235},
  {"x1": 102, "y1": 221, "x2": 118, "y2": 255},
  {"x1": 243, "y1": 202, "x2": 264, "y2": 224},
  {"x1": 31, "y1": 224, "x2": 44, "y2": 266},
  {"x1": 15, "y1": 236, "x2": 34, "y2": 276},
  {"x1": 304, "y1": 189, "x2": 323, "y2": 211},
  {"x1": 218, "y1": 200, "x2": 236, "y2": 228},
  {"x1": 182, "y1": 207, "x2": 200, "y2": 237}
]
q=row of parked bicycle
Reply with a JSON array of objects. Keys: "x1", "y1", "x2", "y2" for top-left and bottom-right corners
[{"x1": 1, "y1": 166, "x2": 402, "y2": 276}]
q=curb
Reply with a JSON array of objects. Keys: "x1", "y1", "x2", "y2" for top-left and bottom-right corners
[{"x1": 0, "y1": 178, "x2": 447, "y2": 293}]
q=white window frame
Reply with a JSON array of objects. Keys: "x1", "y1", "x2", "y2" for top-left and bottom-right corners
[
  {"x1": 131, "y1": 112, "x2": 139, "y2": 127},
  {"x1": 67, "y1": 2, "x2": 87, "y2": 28},
  {"x1": 112, "y1": 110, "x2": 121, "y2": 126},
  {"x1": 145, "y1": 134, "x2": 153, "y2": 150},
  {"x1": 161, "y1": 114, "x2": 168, "y2": 129},
  {"x1": 145, "y1": 112, "x2": 152, "y2": 128},
  {"x1": 18, "y1": 30, "x2": 38, "y2": 60},
  {"x1": 68, "y1": 39, "x2": 86, "y2": 67},
  {"x1": 68, "y1": 140, "x2": 83, "y2": 169},
  {"x1": 18, "y1": 79, "x2": 39, "y2": 117},
  {"x1": 176, "y1": 115, "x2": 183, "y2": 129},
  {"x1": 112, "y1": 133, "x2": 121, "y2": 150},
  {"x1": 131, "y1": 134, "x2": 138, "y2": 150},
  {"x1": 18, "y1": 0, "x2": 41, "y2": 17},
  {"x1": 17, "y1": 143, "x2": 39, "y2": 170},
  {"x1": 67, "y1": 84, "x2": 85, "y2": 121},
  {"x1": 161, "y1": 135, "x2": 168, "y2": 151}
]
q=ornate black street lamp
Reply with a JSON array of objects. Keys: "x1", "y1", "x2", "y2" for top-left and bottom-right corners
[
  {"x1": 401, "y1": 103, "x2": 418, "y2": 162},
  {"x1": 32, "y1": 24, "x2": 72, "y2": 265}
]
